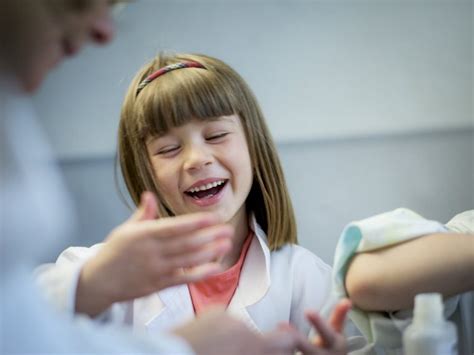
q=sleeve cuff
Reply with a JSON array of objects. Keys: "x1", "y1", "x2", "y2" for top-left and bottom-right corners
[{"x1": 35, "y1": 260, "x2": 86, "y2": 316}]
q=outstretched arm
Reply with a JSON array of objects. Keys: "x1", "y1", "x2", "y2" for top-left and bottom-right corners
[{"x1": 345, "y1": 232, "x2": 474, "y2": 311}]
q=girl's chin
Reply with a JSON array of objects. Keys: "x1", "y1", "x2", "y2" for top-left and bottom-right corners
[{"x1": 178, "y1": 206, "x2": 227, "y2": 220}]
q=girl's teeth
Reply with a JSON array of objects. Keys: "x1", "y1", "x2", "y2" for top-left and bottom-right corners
[{"x1": 189, "y1": 180, "x2": 224, "y2": 193}]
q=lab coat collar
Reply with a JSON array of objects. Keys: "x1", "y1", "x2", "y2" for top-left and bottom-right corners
[
  {"x1": 231, "y1": 213, "x2": 271, "y2": 306},
  {"x1": 224, "y1": 214, "x2": 272, "y2": 333},
  {"x1": 139, "y1": 284, "x2": 194, "y2": 332}
]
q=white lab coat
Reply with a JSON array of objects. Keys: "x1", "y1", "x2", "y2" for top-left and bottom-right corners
[
  {"x1": 37, "y1": 215, "x2": 333, "y2": 336},
  {"x1": 0, "y1": 76, "x2": 192, "y2": 354}
]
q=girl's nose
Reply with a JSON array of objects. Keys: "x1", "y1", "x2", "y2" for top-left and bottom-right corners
[{"x1": 183, "y1": 146, "x2": 213, "y2": 172}]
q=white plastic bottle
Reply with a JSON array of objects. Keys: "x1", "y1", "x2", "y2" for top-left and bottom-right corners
[{"x1": 403, "y1": 292, "x2": 458, "y2": 355}]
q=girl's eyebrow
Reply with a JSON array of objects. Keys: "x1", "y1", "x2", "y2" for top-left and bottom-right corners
[
  {"x1": 146, "y1": 116, "x2": 238, "y2": 144},
  {"x1": 145, "y1": 134, "x2": 167, "y2": 145},
  {"x1": 208, "y1": 115, "x2": 237, "y2": 124}
]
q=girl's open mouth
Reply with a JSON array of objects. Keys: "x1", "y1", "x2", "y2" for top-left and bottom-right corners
[{"x1": 185, "y1": 180, "x2": 228, "y2": 201}]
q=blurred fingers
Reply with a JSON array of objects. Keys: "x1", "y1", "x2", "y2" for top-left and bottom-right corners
[
  {"x1": 269, "y1": 324, "x2": 321, "y2": 355},
  {"x1": 133, "y1": 212, "x2": 224, "y2": 239},
  {"x1": 160, "y1": 224, "x2": 234, "y2": 257},
  {"x1": 308, "y1": 299, "x2": 351, "y2": 348},
  {"x1": 306, "y1": 311, "x2": 337, "y2": 348},
  {"x1": 328, "y1": 298, "x2": 352, "y2": 332},
  {"x1": 129, "y1": 191, "x2": 158, "y2": 222},
  {"x1": 158, "y1": 263, "x2": 223, "y2": 288},
  {"x1": 166, "y1": 238, "x2": 232, "y2": 269}
]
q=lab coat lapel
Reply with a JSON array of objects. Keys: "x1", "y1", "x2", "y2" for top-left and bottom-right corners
[
  {"x1": 227, "y1": 289, "x2": 262, "y2": 333},
  {"x1": 226, "y1": 215, "x2": 271, "y2": 333},
  {"x1": 141, "y1": 284, "x2": 195, "y2": 332}
]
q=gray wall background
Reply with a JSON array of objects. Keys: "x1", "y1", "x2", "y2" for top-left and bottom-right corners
[{"x1": 34, "y1": 0, "x2": 473, "y2": 264}]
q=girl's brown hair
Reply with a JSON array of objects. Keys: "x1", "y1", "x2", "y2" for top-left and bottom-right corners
[{"x1": 118, "y1": 53, "x2": 297, "y2": 249}]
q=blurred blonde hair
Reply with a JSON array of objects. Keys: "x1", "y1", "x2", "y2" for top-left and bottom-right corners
[{"x1": 118, "y1": 53, "x2": 297, "y2": 249}]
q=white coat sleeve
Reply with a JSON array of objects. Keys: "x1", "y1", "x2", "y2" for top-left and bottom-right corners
[
  {"x1": 8, "y1": 270, "x2": 194, "y2": 354},
  {"x1": 35, "y1": 244, "x2": 104, "y2": 316}
]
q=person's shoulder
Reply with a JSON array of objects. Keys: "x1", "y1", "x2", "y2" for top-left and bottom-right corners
[
  {"x1": 272, "y1": 244, "x2": 332, "y2": 310},
  {"x1": 273, "y1": 243, "x2": 331, "y2": 273}
]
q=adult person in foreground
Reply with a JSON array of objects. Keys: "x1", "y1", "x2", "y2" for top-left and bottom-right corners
[{"x1": 0, "y1": 0, "x2": 349, "y2": 354}]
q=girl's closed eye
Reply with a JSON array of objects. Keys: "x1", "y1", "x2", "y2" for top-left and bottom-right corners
[
  {"x1": 157, "y1": 145, "x2": 181, "y2": 156},
  {"x1": 206, "y1": 132, "x2": 229, "y2": 142}
]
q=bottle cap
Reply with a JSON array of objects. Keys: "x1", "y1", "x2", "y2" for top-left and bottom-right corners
[{"x1": 413, "y1": 292, "x2": 443, "y2": 326}]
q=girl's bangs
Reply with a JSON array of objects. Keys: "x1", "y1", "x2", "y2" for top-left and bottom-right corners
[{"x1": 135, "y1": 68, "x2": 239, "y2": 139}]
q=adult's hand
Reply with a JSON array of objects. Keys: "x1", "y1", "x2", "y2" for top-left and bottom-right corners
[
  {"x1": 174, "y1": 307, "x2": 317, "y2": 355},
  {"x1": 274, "y1": 298, "x2": 352, "y2": 355},
  {"x1": 76, "y1": 192, "x2": 232, "y2": 317},
  {"x1": 174, "y1": 303, "x2": 352, "y2": 355},
  {"x1": 174, "y1": 308, "x2": 263, "y2": 355},
  {"x1": 308, "y1": 298, "x2": 352, "y2": 354}
]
